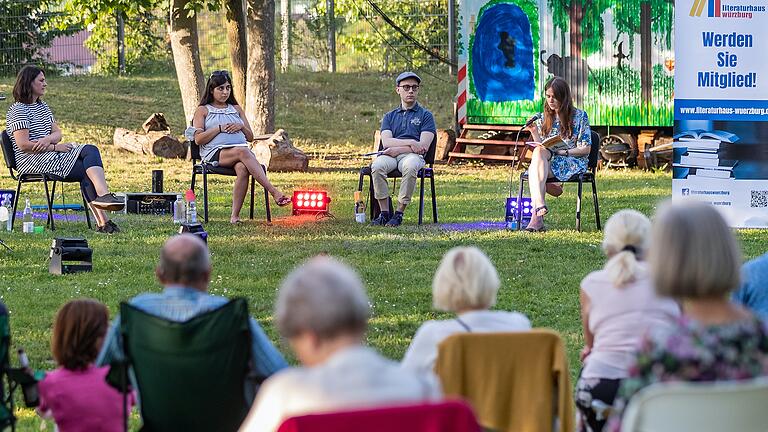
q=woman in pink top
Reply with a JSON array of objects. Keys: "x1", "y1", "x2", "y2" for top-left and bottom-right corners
[
  {"x1": 575, "y1": 210, "x2": 680, "y2": 432},
  {"x1": 38, "y1": 299, "x2": 134, "y2": 432}
]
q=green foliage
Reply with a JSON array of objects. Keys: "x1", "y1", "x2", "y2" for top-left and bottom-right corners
[
  {"x1": 308, "y1": 0, "x2": 450, "y2": 71},
  {"x1": 546, "y1": 0, "x2": 613, "y2": 56},
  {"x1": 0, "y1": 0, "x2": 72, "y2": 76},
  {"x1": 612, "y1": 0, "x2": 674, "y2": 54},
  {"x1": 586, "y1": 65, "x2": 673, "y2": 126}
]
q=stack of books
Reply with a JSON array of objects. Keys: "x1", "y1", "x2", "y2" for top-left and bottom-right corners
[{"x1": 674, "y1": 130, "x2": 739, "y2": 180}]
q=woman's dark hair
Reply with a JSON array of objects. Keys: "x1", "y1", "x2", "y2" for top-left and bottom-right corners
[
  {"x1": 541, "y1": 77, "x2": 575, "y2": 140},
  {"x1": 199, "y1": 70, "x2": 238, "y2": 106},
  {"x1": 51, "y1": 299, "x2": 109, "y2": 371},
  {"x1": 12, "y1": 65, "x2": 44, "y2": 104}
]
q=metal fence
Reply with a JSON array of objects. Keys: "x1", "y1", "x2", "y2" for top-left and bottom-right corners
[{"x1": 0, "y1": 0, "x2": 454, "y2": 76}]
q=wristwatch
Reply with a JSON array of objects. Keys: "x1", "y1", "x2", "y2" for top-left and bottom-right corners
[{"x1": 565, "y1": 149, "x2": 570, "y2": 157}]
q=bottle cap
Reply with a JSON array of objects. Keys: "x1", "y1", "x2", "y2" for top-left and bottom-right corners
[{"x1": 185, "y1": 189, "x2": 196, "y2": 202}]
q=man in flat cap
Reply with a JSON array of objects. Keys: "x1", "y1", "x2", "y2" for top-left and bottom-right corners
[{"x1": 370, "y1": 71, "x2": 436, "y2": 227}]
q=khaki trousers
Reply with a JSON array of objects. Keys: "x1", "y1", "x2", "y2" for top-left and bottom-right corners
[{"x1": 371, "y1": 153, "x2": 425, "y2": 206}]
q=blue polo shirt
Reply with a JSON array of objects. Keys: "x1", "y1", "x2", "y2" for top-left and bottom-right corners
[{"x1": 380, "y1": 103, "x2": 436, "y2": 140}]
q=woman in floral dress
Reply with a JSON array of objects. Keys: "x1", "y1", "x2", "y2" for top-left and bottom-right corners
[
  {"x1": 605, "y1": 200, "x2": 768, "y2": 431},
  {"x1": 524, "y1": 77, "x2": 592, "y2": 232}
]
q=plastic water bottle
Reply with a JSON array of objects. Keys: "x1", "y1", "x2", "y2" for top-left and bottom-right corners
[
  {"x1": 185, "y1": 189, "x2": 197, "y2": 224},
  {"x1": 17, "y1": 348, "x2": 39, "y2": 407},
  {"x1": 0, "y1": 197, "x2": 9, "y2": 231},
  {"x1": 22, "y1": 198, "x2": 34, "y2": 233},
  {"x1": 173, "y1": 194, "x2": 185, "y2": 224}
]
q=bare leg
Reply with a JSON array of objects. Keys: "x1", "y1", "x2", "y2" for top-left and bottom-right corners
[
  {"x1": 85, "y1": 166, "x2": 110, "y2": 196},
  {"x1": 218, "y1": 147, "x2": 287, "y2": 201},
  {"x1": 397, "y1": 202, "x2": 407, "y2": 212},
  {"x1": 231, "y1": 162, "x2": 249, "y2": 223},
  {"x1": 88, "y1": 204, "x2": 109, "y2": 226},
  {"x1": 526, "y1": 146, "x2": 554, "y2": 230}
]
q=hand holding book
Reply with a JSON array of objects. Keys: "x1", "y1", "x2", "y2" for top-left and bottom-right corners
[{"x1": 526, "y1": 135, "x2": 570, "y2": 153}]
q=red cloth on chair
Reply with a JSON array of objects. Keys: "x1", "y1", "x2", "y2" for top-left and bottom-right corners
[{"x1": 276, "y1": 400, "x2": 480, "y2": 432}]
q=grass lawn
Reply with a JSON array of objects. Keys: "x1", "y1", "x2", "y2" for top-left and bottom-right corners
[{"x1": 0, "y1": 71, "x2": 764, "y2": 430}]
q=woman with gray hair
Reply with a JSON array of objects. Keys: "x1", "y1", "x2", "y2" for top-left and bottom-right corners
[
  {"x1": 401, "y1": 246, "x2": 531, "y2": 375},
  {"x1": 605, "y1": 201, "x2": 768, "y2": 432},
  {"x1": 238, "y1": 256, "x2": 441, "y2": 432}
]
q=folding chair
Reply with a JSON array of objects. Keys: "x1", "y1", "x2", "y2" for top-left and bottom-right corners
[
  {"x1": 357, "y1": 134, "x2": 438, "y2": 225},
  {"x1": 107, "y1": 299, "x2": 254, "y2": 432},
  {"x1": 517, "y1": 130, "x2": 601, "y2": 231},
  {"x1": 1, "y1": 130, "x2": 92, "y2": 231},
  {"x1": 621, "y1": 377, "x2": 768, "y2": 432},
  {"x1": 189, "y1": 141, "x2": 272, "y2": 223},
  {"x1": 277, "y1": 400, "x2": 481, "y2": 432},
  {"x1": 435, "y1": 330, "x2": 574, "y2": 432}
]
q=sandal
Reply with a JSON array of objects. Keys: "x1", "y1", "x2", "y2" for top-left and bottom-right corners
[
  {"x1": 524, "y1": 225, "x2": 547, "y2": 233},
  {"x1": 534, "y1": 205, "x2": 549, "y2": 217},
  {"x1": 275, "y1": 195, "x2": 292, "y2": 207}
]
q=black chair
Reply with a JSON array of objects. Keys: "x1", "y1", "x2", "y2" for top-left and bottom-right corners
[
  {"x1": 189, "y1": 141, "x2": 271, "y2": 223},
  {"x1": 517, "y1": 130, "x2": 601, "y2": 231},
  {"x1": 1, "y1": 130, "x2": 92, "y2": 231},
  {"x1": 357, "y1": 135, "x2": 438, "y2": 225}
]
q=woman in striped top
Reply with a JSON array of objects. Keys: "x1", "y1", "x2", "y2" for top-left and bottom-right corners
[
  {"x1": 192, "y1": 70, "x2": 290, "y2": 224},
  {"x1": 6, "y1": 66, "x2": 124, "y2": 233}
]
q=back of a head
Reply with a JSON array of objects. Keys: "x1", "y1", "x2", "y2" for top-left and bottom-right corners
[
  {"x1": 602, "y1": 209, "x2": 651, "y2": 287},
  {"x1": 276, "y1": 256, "x2": 370, "y2": 340},
  {"x1": 650, "y1": 200, "x2": 741, "y2": 299},
  {"x1": 433, "y1": 246, "x2": 500, "y2": 312},
  {"x1": 52, "y1": 299, "x2": 109, "y2": 371},
  {"x1": 157, "y1": 234, "x2": 211, "y2": 287}
]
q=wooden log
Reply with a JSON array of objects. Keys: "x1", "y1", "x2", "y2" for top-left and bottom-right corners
[{"x1": 113, "y1": 128, "x2": 187, "y2": 159}]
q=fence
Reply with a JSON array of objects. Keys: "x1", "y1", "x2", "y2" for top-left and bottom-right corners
[{"x1": 0, "y1": 0, "x2": 456, "y2": 77}]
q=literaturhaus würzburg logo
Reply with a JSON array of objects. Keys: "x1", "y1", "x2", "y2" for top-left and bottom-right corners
[{"x1": 690, "y1": 0, "x2": 766, "y2": 19}]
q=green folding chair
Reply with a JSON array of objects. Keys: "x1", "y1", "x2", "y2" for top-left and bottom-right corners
[
  {"x1": 108, "y1": 298, "x2": 253, "y2": 432},
  {"x1": 0, "y1": 313, "x2": 14, "y2": 431}
]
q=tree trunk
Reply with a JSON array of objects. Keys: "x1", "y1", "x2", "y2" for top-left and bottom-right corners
[
  {"x1": 225, "y1": 0, "x2": 248, "y2": 108},
  {"x1": 113, "y1": 128, "x2": 187, "y2": 159},
  {"x1": 326, "y1": 0, "x2": 336, "y2": 72},
  {"x1": 568, "y1": 1, "x2": 583, "y2": 59},
  {"x1": 246, "y1": 0, "x2": 276, "y2": 135},
  {"x1": 169, "y1": 0, "x2": 205, "y2": 122},
  {"x1": 280, "y1": 0, "x2": 291, "y2": 72},
  {"x1": 640, "y1": 1, "x2": 652, "y2": 104}
]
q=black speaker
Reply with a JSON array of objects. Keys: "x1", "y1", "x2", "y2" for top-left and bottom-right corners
[{"x1": 49, "y1": 238, "x2": 92, "y2": 275}]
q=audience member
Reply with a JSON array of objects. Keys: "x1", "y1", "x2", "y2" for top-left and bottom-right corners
[
  {"x1": 5, "y1": 65, "x2": 124, "y2": 233},
  {"x1": 192, "y1": 70, "x2": 290, "y2": 223},
  {"x1": 97, "y1": 234, "x2": 287, "y2": 401},
  {"x1": 38, "y1": 299, "x2": 134, "y2": 432},
  {"x1": 732, "y1": 252, "x2": 768, "y2": 320},
  {"x1": 401, "y1": 246, "x2": 530, "y2": 375},
  {"x1": 238, "y1": 256, "x2": 442, "y2": 432},
  {"x1": 575, "y1": 210, "x2": 680, "y2": 432},
  {"x1": 370, "y1": 71, "x2": 436, "y2": 227},
  {"x1": 606, "y1": 201, "x2": 768, "y2": 431}
]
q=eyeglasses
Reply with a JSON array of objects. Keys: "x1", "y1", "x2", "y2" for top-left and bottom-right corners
[
  {"x1": 210, "y1": 70, "x2": 230, "y2": 79},
  {"x1": 398, "y1": 84, "x2": 420, "y2": 92}
]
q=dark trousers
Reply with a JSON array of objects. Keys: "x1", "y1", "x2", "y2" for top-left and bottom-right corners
[
  {"x1": 61, "y1": 144, "x2": 103, "y2": 202},
  {"x1": 575, "y1": 370, "x2": 622, "y2": 432}
]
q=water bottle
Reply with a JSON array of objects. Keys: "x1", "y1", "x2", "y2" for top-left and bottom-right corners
[
  {"x1": 17, "y1": 348, "x2": 39, "y2": 407},
  {"x1": 22, "y1": 198, "x2": 34, "y2": 234},
  {"x1": 0, "y1": 197, "x2": 9, "y2": 231},
  {"x1": 185, "y1": 189, "x2": 197, "y2": 224},
  {"x1": 173, "y1": 194, "x2": 185, "y2": 224}
]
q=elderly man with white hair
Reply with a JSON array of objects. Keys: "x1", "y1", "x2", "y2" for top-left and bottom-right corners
[
  {"x1": 238, "y1": 256, "x2": 442, "y2": 432},
  {"x1": 401, "y1": 246, "x2": 532, "y2": 375}
]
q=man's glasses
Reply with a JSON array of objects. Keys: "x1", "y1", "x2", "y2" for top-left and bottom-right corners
[
  {"x1": 398, "y1": 84, "x2": 420, "y2": 92},
  {"x1": 210, "y1": 70, "x2": 230, "y2": 79}
]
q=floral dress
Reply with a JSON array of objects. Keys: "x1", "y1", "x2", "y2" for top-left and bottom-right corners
[
  {"x1": 533, "y1": 108, "x2": 592, "y2": 181},
  {"x1": 606, "y1": 315, "x2": 768, "y2": 432}
]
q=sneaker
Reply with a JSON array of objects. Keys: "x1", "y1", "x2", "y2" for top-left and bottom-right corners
[
  {"x1": 91, "y1": 193, "x2": 125, "y2": 211},
  {"x1": 371, "y1": 212, "x2": 390, "y2": 226},
  {"x1": 385, "y1": 212, "x2": 403, "y2": 227},
  {"x1": 96, "y1": 220, "x2": 120, "y2": 234}
]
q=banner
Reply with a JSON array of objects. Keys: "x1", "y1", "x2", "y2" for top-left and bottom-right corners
[{"x1": 673, "y1": 0, "x2": 768, "y2": 227}]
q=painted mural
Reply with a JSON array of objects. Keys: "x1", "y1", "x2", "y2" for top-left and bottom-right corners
[{"x1": 457, "y1": 0, "x2": 675, "y2": 127}]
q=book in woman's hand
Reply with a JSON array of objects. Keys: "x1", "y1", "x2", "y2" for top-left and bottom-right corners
[{"x1": 526, "y1": 135, "x2": 570, "y2": 153}]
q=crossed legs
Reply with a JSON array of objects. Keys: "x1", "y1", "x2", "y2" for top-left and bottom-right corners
[
  {"x1": 218, "y1": 146, "x2": 287, "y2": 223},
  {"x1": 526, "y1": 146, "x2": 555, "y2": 230}
]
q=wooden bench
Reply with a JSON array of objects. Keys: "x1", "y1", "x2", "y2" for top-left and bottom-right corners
[{"x1": 448, "y1": 124, "x2": 531, "y2": 168}]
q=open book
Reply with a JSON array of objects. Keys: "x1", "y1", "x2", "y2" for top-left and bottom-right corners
[
  {"x1": 526, "y1": 135, "x2": 570, "y2": 153},
  {"x1": 673, "y1": 130, "x2": 740, "y2": 143}
]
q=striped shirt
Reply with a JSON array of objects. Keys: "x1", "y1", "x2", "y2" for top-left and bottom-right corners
[{"x1": 6, "y1": 101, "x2": 83, "y2": 178}]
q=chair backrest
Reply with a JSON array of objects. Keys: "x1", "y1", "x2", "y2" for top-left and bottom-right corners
[
  {"x1": 588, "y1": 130, "x2": 600, "y2": 171},
  {"x1": 118, "y1": 298, "x2": 252, "y2": 432},
  {"x1": 276, "y1": 400, "x2": 481, "y2": 432},
  {"x1": 189, "y1": 140, "x2": 201, "y2": 163},
  {"x1": 621, "y1": 377, "x2": 768, "y2": 432},
  {"x1": 435, "y1": 330, "x2": 574, "y2": 432},
  {"x1": 0, "y1": 131, "x2": 17, "y2": 172}
]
